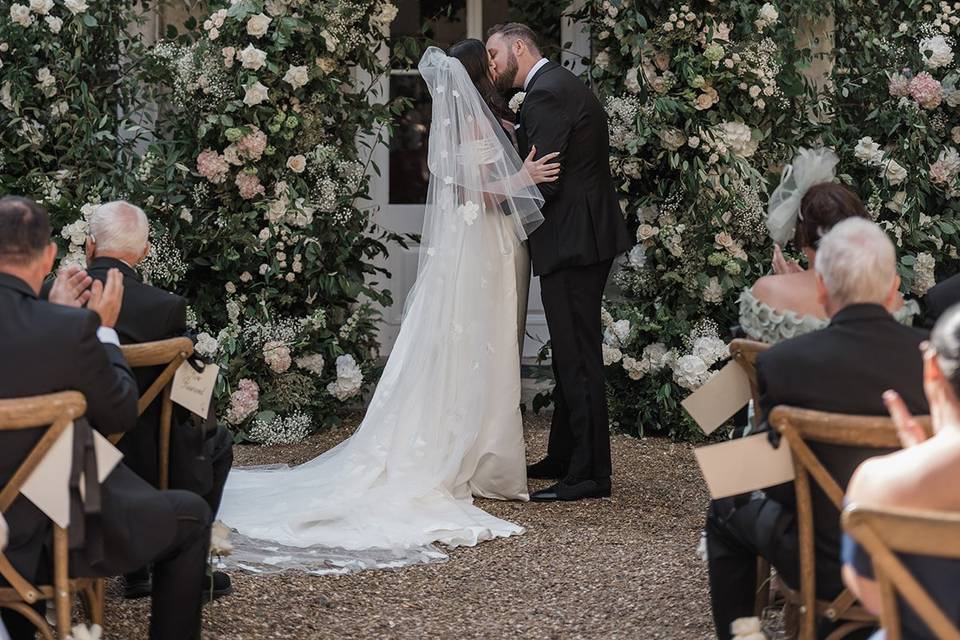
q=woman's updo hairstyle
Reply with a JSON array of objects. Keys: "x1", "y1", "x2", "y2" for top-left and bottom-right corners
[
  {"x1": 932, "y1": 303, "x2": 960, "y2": 394},
  {"x1": 794, "y1": 183, "x2": 869, "y2": 250}
]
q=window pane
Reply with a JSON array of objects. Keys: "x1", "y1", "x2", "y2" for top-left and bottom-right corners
[
  {"x1": 391, "y1": 0, "x2": 467, "y2": 53},
  {"x1": 389, "y1": 74, "x2": 431, "y2": 205}
]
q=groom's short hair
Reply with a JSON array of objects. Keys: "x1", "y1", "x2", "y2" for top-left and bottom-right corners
[{"x1": 487, "y1": 22, "x2": 541, "y2": 54}]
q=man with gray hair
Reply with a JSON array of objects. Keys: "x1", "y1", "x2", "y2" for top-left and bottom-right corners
[
  {"x1": 45, "y1": 200, "x2": 234, "y2": 601},
  {"x1": 704, "y1": 218, "x2": 929, "y2": 638}
]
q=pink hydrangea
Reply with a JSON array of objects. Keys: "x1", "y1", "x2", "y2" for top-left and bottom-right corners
[
  {"x1": 196, "y1": 148, "x2": 230, "y2": 184},
  {"x1": 909, "y1": 72, "x2": 943, "y2": 109},
  {"x1": 236, "y1": 126, "x2": 268, "y2": 162},
  {"x1": 263, "y1": 340, "x2": 292, "y2": 373},
  {"x1": 235, "y1": 172, "x2": 265, "y2": 200},
  {"x1": 888, "y1": 73, "x2": 910, "y2": 97},
  {"x1": 226, "y1": 378, "x2": 259, "y2": 424},
  {"x1": 931, "y1": 159, "x2": 953, "y2": 184}
]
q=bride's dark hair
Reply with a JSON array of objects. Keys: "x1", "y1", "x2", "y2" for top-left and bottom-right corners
[{"x1": 447, "y1": 38, "x2": 513, "y2": 123}]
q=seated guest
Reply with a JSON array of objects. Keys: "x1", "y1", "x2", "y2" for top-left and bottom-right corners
[
  {"x1": 706, "y1": 218, "x2": 929, "y2": 639},
  {"x1": 81, "y1": 201, "x2": 232, "y2": 600},
  {"x1": 923, "y1": 273, "x2": 960, "y2": 328},
  {"x1": 0, "y1": 196, "x2": 210, "y2": 640},
  {"x1": 740, "y1": 149, "x2": 917, "y2": 344},
  {"x1": 843, "y1": 304, "x2": 960, "y2": 637}
]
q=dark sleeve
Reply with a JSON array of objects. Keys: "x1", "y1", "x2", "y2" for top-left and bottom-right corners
[
  {"x1": 755, "y1": 351, "x2": 776, "y2": 431},
  {"x1": 167, "y1": 295, "x2": 187, "y2": 337},
  {"x1": 73, "y1": 311, "x2": 138, "y2": 436},
  {"x1": 842, "y1": 531, "x2": 875, "y2": 578},
  {"x1": 521, "y1": 87, "x2": 571, "y2": 204}
]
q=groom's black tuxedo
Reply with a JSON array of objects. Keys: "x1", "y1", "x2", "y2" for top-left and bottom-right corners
[
  {"x1": 517, "y1": 61, "x2": 631, "y2": 488},
  {"x1": 516, "y1": 61, "x2": 631, "y2": 277}
]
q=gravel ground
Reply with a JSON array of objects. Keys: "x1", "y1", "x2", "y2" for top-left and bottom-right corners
[{"x1": 104, "y1": 414, "x2": 714, "y2": 639}]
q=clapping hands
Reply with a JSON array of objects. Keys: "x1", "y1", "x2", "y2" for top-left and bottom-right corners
[
  {"x1": 771, "y1": 244, "x2": 803, "y2": 275},
  {"x1": 47, "y1": 265, "x2": 124, "y2": 328}
]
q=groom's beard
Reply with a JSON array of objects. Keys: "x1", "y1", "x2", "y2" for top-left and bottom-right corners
[{"x1": 495, "y1": 53, "x2": 519, "y2": 93}]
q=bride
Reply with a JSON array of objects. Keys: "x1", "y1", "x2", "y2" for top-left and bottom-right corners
[{"x1": 217, "y1": 44, "x2": 559, "y2": 573}]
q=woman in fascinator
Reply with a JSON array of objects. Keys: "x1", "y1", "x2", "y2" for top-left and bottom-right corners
[{"x1": 738, "y1": 148, "x2": 918, "y2": 345}]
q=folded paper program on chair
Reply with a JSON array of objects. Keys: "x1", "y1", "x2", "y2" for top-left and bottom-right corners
[
  {"x1": 681, "y1": 361, "x2": 753, "y2": 435},
  {"x1": 694, "y1": 433, "x2": 795, "y2": 499},
  {"x1": 20, "y1": 421, "x2": 123, "y2": 527},
  {"x1": 171, "y1": 361, "x2": 220, "y2": 418}
]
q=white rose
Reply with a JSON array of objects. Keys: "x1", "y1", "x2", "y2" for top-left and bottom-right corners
[
  {"x1": 238, "y1": 44, "x2": 267, "y2": 71},
  {"x1": 10, "y1": 4, "x2": 33, "y2": 27},
  {"x1": 29, "y1": 0, "x2": 53, "y2": 14},
  {"x1": 508, "y1": 91, "x2": 526, "y2": 113},
  {"x1": 283, "y1": 64, "x2": 310, "y2": 90},
  {"x1": 62, "y1": 0, "x2": 88, "y2": 15},
  {"x1": 243, "y1": 81, "x2": 269, "y2": 107},
  {"x1": 921, "y1": 35, "x2": 955, "y2": 69},
  {"x1": 883, "y1": 158, "x2": 908, "y2": 185},
  {"x1": 246, "y1": 13, "x2": 272, "y2": 38},
  {"x1": 44, "y1": 15, "x2": 62, "y2": 33},
  {"x1": 628, "y1": 244, "x2": 647, "y2": 268},
  {"x1": 286, "y1": 154, "x2": 307, "y2": 173},
  {"x1": 854, "y1": 136, "x2": 883, "y2": 165}
]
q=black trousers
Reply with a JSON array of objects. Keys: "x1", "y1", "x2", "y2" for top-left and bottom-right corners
[
  {"x1": 705, "y1": 496, "x2": 844, "y2": 640},
  {"x1": 540, "y1": 259, "x2": 613, "y2": 482},
  {"x1": 199, "y1": 425, "x2": 233, "y2": 515},
  {"x1": 2, "y1": 490, "x2": 210, "y2": 640}
]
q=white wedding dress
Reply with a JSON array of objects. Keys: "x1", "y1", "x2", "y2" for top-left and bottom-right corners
[{"x1": 217, "y1": 48, "x2": 545, "y2": 574}]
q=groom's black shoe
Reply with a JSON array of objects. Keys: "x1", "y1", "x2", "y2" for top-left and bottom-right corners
[
  {"x1": 530, "y1": 478, "x2": 611, "y2": 502},
  {"x1": 526, "y1": 457, "x2": 567, "y2": 480}
]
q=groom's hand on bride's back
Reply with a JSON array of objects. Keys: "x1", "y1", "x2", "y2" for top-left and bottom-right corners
[{"x1": 524, "y1": 145, "x2": 561, "y2": 185}]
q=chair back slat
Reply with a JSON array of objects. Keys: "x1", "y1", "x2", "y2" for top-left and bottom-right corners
[
  {"x1": 117, "y1": 337, "x2": 197, "y2": 490},
  {"x1": 0, "y1": 392, "x2": 86, "y2": 431},
  {"x1": 729, "y1": 339, "x2": 770, "y2": 429},
  {"x1": 121, "y1": 337, "x2": 194, "y2": 368},
  {"x1": 843, "y1": 505, "x2": 960, "y2": 640},
  {"x1": 770, "y1": 406, "x2": 932, "y2": 448}
]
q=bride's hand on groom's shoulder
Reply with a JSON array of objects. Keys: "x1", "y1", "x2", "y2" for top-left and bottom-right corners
[{"x1": 524, "y1": 145, "x2": 561, "y2": 185}]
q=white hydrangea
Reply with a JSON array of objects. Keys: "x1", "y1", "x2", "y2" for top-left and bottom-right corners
[
  {"x1": 603, "y1": 319, "x2": 631, "y2": 347},
  {"x1": 63, "y1": 0, "x2": 88, "y2": 15},
  {"x1": 602, "y1": 343, "x2": 623, "y2": 366},
  {"x1": 622, "y1": 356, "x2": 649, "y2": 381},
  {"x1": 642, "y1": 342, "x2": 673, "y2": 371},
  {"x1": 912, "y1": 252, "x2": 937, "y2": 296},
  {"x1": 327, "y1": 354, "x2": 363, "y2": 401},
  {"x1": 754, "y1": 3, "x2": 779, "y2": 30},
  {"x1": 628, "y1": 244, "x2": 647, "y2": 268},
  {"x1": 10, "y1": 4, "x2": 33, "y2": 27},
  {"x1": 295, "y1": 353, "x2": 325, "y2": 375},
  {"x1": 30, "y1": 0, "x2": 53, "y2": 15},
  {"x1": 672, "y1": 354, "x2": 711, "y2": 391},
  {"x1": 920, "y1": 35, "x2": 954, "y2": 69},
  {"x1": 692, "y1": 336, "x2": 729, "y2": 366},
  {"x1": 194, "y1": 332, "x2": 219, "y2": 358},
  {"x1": 715, "y1": 121, "x2": 757, "y2": 158}
]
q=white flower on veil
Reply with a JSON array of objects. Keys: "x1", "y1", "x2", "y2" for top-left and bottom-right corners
[{"x1": 458, "y1": 200, "x2": 480, "y2": 225}]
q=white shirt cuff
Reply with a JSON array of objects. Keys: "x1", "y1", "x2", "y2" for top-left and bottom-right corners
[{"x1": 96, "y1": 327, "x2": 120, "y2": 347}]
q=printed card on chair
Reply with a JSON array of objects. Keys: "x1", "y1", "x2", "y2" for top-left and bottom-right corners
[
  {"x1": 171, "y1": 361, "x2": 219, "y2": 418},
  {"x1": 693, "y1": 433, "x2": 795, "y2": 499},
  {"x1": 681, "y1": 360, "x2": 753, "y2": 435},
  {"x1": 21, "y1": 422, "x2": 123, "y2": 527}
]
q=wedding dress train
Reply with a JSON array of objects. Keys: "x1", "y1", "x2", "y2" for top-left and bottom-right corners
[{"x1": 218, "y1": 47, "x2": 545, "y2": 574}]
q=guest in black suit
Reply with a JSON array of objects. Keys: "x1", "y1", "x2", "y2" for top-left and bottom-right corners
[
  {"x1": 924, "y1": 273, "x2": 960, "y2": 328},
  {"x1": 0, "y1": 196, "x2": 209, "y2": 640},
  {"x1": 486, "y1": 23, "x2": 632, "y2": 501},
  {"x1": 80, "y1": 201, "x2": 232, "y2": 600},
  {"x1": 705, "y1": 219, "x2": 929, "y2": 639}
]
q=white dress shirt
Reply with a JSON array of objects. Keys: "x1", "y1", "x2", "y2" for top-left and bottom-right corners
[{"x1": 523, "y1": 58, "x2": 549, "y2": 91}]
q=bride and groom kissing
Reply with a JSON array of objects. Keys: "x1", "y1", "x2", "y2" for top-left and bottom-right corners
[{"x1": 217, "y1": 23, "x2": 631, "y2": 572}]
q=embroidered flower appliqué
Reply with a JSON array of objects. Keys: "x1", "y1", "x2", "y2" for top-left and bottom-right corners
[{"x1": 457, "y1": 200, "x2": 480, "y2": 225}]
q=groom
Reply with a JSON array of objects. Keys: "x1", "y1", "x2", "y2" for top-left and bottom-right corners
[{"x1": 486, "y1": 24, "x2": 631, "y2": 501}]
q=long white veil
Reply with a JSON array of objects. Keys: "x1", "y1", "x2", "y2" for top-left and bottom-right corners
[{"x1": 217, "y1": 47, "x2": 543, "y2": 574}]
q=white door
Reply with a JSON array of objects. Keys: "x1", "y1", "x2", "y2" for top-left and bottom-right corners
[{"x1": 370, "y1": 1, "x2": 590, "y2": 359}]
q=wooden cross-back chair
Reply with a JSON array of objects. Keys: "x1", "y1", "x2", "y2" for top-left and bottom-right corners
[
  {"x1": 770, "y1": 406, "x2": 934, "y2": 639},
  {"x1": 728, "y1": 338, "x2": 770, "y2": 431},
  {"x1": 110, "y1": 337, "x2": 194, "y2": 490},
  {"x1": 728, "y1": 338, "x2": 774, "y2": 615},
  {"x1": 0, "y1": 391, "x2": 104, "y2": 639},
  {"x1": 843, "y1": 504, "x2": 960, "y2": 640}
]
